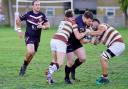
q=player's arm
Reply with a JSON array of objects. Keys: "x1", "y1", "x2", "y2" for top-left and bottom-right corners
[
  {"x1": 88, "y1": 24, "x2": 106, "y2": 36},
  {"x1": 90, "y1": 36, "x2": 100, "y2": 45},
  {"x1": 16, "y1": 16, "x2": 22, "y2": 32},
  {"x1": 42, "y1": 22, "x2": 50, "y2": 30},
  {"x1": 37, "y1": 21, "x2": 50, "y2": 30},
  {"x1": 15, "y1": 13, "x2": 27, "y2": 38},
  {"x1": 16, "y1": 17, "x2": 24, "y2": 39},
  {"x1": 80, "y1": 38, "x2": 90, "y2": 44},
  {"x1": 73, "y1": 24, "x2": 87, "y2": 40},
  {"x1": 37, "y1": 14, "x2": 50, "y2": 30}
]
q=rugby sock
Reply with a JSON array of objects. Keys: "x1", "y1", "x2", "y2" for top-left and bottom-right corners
[
  {"x1": 102, "y1": 74, "x2": 108, "y2": 79},
  {"x1": 65, "y1": 65, "x2": 71, "y2": 79},
  {"x1": 50, "y1": 62, "x2": 54, "y2": 66},
  {"x1": 49, "y1": 63, "x2": 59, "y2": 75},
  {"x1": 71, "y1": 58, "x2": 82, "y2": 70},
  {"x1": 23, "y1": 60, "x2": 28, "y2": 66},
  {"x1": 49, "y1": 62, "x2": 55, "y2": 69}
]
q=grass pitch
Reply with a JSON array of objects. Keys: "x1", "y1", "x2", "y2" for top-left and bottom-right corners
[{"x1": 0, "y1": 26, "x2": 128, "y2": 89}]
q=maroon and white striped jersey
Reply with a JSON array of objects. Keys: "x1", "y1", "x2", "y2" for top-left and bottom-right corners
[
  {"x1": 99, "y1": 24, "x2": 123, "y2": 47},
  {"x1": 53, "y1": 20, "x2": 77, "y2": 44}
]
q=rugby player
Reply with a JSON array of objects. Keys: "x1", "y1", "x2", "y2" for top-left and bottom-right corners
[
  {"x1": 86, "y1": 19, "x2": 125, "y2": 84},
  {"x1": 46, "y1": 9, "x2": 88, "y2": 84},
  {"x1": 16, "y1": 0, "x2": 50, "y2": 76},
  {"x1": 64, "y1": 11, "x2": 93, "y2": 84}
]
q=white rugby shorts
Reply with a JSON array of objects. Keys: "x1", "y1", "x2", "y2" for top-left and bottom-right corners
[{"x1": 50, "y1": 39, "x2": 67, "y2": 53}]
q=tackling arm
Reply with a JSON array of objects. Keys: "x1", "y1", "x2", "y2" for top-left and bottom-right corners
[
  {"x1": 73, "y1": 27, "x2": 87, "y2": 40},
  {"x1": 89, "y1": 24, "x2": 107, "y2": 36}
]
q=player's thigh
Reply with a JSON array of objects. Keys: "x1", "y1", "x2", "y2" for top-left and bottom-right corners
[
  {"x1": 51, "y1": 51, "x2": 57, "y2": 63},
  {"x1": 74, "y1": 47, "x2": 86, "y2": 60},
  {"x1": 26, "y1": 44, "x2": 35, "y2": 54},
  {"x1": 57, "y1": 52, "x2": 66, "y2": 66},
  {"x1": 66, "y1": 52, "x2": 74, "y2": 66},
  {"x1": 56, "y1": 41, "x2": 67, "y2": 66},
  {"x1": 51, "y1": 39, "x2": 66, "y2": 66},
  {"x1": 109, "y1": 42, "x2": 125, "y2": 56},
  {"x1": 50, "y1": 39, "x2": 57, "y2": 62}
]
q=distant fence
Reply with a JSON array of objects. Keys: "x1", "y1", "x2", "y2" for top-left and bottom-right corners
[
  {"x1": 0, "y1": 14, "x2": 5, "y2": 25},
  {"x1": 97, "y1": 15, "x2": 125, "y2": 27},
  {"x1": 47, "y1": 15, "x2": 64, "y2": 27},
  {"x1": 48, "y1": 15, "x2": 125, "y2": 27},
  {"x1": 1, "y1": 14, "x2": 125, "y2": 27}
]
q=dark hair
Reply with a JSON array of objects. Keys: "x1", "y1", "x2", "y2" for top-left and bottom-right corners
[
  {"x1": 32, "y1": 0, "x2": 39, "y2": 6},
  {"x1": 65, "y1": 9, "x2": 74, "y2": 18},
  {"x1": 83, "y1": 11, "x2": 93, "y2": 19},
  {"x1": 93, "y1": 18, "x2": 100, "y2": 24}
]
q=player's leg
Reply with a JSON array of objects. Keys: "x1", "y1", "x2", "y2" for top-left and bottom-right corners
[
  {"x1": 47, "y1": 51, "x2": 65, "y2": 84},
  {"x1": 46, "y1": 39, "x2": 66, "y2": 84},
  {"x1": 96, "y1": 50, "x2": 113, "y2": 84},
  {"x1": 65, "y1": 52, "x2": 74, "y2": 84},
  {"x1": 71, "y1": 47, "x2": 86, "y2": 80},
  {"x1": 19, "y1": 43, "x2": 36, "y2": 76},
  {"x1": 96, "y1": 42, "x2": 125, "y2": 84},
  {"x1": 46, "y1": 50, "x2": 58, "y2": 84},
  {"x1": 46, "y1": 39, "x2": 58, "y2": 84}
]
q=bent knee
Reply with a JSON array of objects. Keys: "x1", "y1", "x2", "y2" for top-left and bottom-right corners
[
  {"x1": 67, "y1": 60, "x2": 74, "y2": 67},
  {"x1": 28, "y1": 51, "x2": 35, "y2": 56},
  {"x1": 79, "y1": 58, "x2": 86, "y2": 63}
]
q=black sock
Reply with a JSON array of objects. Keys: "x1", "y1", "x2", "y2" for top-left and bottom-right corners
[
  {"x1": 65, "y1": 65, "x2": 71, "y2": 79},
  {"x1": 55, "y1": 63, "x2": 59, "y2": 69},
  {"x1": 23, "y1": 60, "x2": 28, "y2": 66},
  {"x1": 50, "y1": 62, "x2": 55, "y2": 66},
  {"x1": 71, "y1": 58, "x2": 83, "y2": 71}
]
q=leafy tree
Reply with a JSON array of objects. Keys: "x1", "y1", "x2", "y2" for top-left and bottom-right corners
[{"x1": 119, "y1": 0, "x2": 128, "y2": 27}]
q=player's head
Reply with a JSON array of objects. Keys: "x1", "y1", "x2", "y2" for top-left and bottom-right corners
[
  {"x1": 32, "y1": 0, "x2": 41, "y2": 13},
  {"x1": 92, "y1": 18, "x2": 100, "y2": 31},
  {"x1": 64, "y1": 9, "x2": 75, "y2": 22},
  {"x1": 82, "y1": 10, "x2": 93, "y2": 26}
]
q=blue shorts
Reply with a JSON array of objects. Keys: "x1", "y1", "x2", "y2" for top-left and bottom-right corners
[
  {"x1": 25, "y1": 36, "x2": 39, "y2": 52},
  {"x1": 66, "y1": 43, "x2": 82, "y2": 53}
]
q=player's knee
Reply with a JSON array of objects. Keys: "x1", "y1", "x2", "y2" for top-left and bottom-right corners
[
  {"x1": 28, "y1": 51, "x2": 35, "y2": 56},
  {"x1": 58, "y1": 62, "x2": 63, "y2": 67},
  {"x1": 67, "y1": 60, "x2": 74, "y2": 67},
  {"x1": 57, "y1": 61, "x2": 64, "y2": 67},
  {"x1": 101, "y1": 50, "x2": 114, "y2": 61},
  {"x1": 79, "y1": 58, "x2": 86, "y2": 63},
  {"x1": 100, "y1": 57, "x2": 108, "y2": 62},
  {"x1": 78, "y1": 55, "x2": 86, "y2": 63}
]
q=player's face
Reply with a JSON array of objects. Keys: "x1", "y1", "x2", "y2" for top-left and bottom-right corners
[
  {"x1": 84, "y1": 18, "x2": 93, "y2": 26},
  {"x1": 92, "y1": 21, "x2": 99, "y2": 31},
  {"x1": 32, "y1": 1, "x2": 41, "y2": 12}
]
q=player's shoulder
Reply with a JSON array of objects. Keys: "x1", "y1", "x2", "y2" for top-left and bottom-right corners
[
  {"x1": 66, "y1": 19, "x2": 77, "y2": 27},
  {"x1": 99, "y1": 23, "x2": 108, "y2": 30},
  {"x1": 39, "y1": 11, "x2": 45, "y2": 16},
  {"x1": 27, "y1": 10, "x2": 33, "y2": 14},
  {"x1": 76, "y1": 15, "x2": 82, "y2": 20},
  {"x1": 75, "y1": 15, "x2": 82, "y2": 22}
]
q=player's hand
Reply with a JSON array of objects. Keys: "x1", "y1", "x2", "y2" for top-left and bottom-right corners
[
  {"x1": 18, "y1": 31, "x2": 24, "y2": 39},
  {"x1": 37, "y1": 23, "x2": 42, "y2": 28},
  {"x1": 80, "y1": 38, "x2": 90, "y2": 44},
  {"x1": 37, "y1": 21, "x2": 44, "y2": 29},
  {"x1": 79, "y1": 28, "x2": 85, "y2": 33}
]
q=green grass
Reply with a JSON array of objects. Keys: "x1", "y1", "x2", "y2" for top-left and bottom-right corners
[{"x1": 0, "y1": 26, "x2": 128, "y2": 89}]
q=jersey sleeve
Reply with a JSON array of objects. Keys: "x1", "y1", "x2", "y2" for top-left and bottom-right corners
[
  {"x1": 72, "y1": 23, "x2": 78, "y2": 31},
  {"x1": 42, "y1": 13, "x2": 48, "y2": 24},
  {"x1": 19, "y1": 12, "x2": 27, "y2": 21}
]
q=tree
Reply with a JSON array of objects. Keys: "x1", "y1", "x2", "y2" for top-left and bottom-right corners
[{"x1": 119, "y1": 0, "x2": 128, "y2": 27}]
